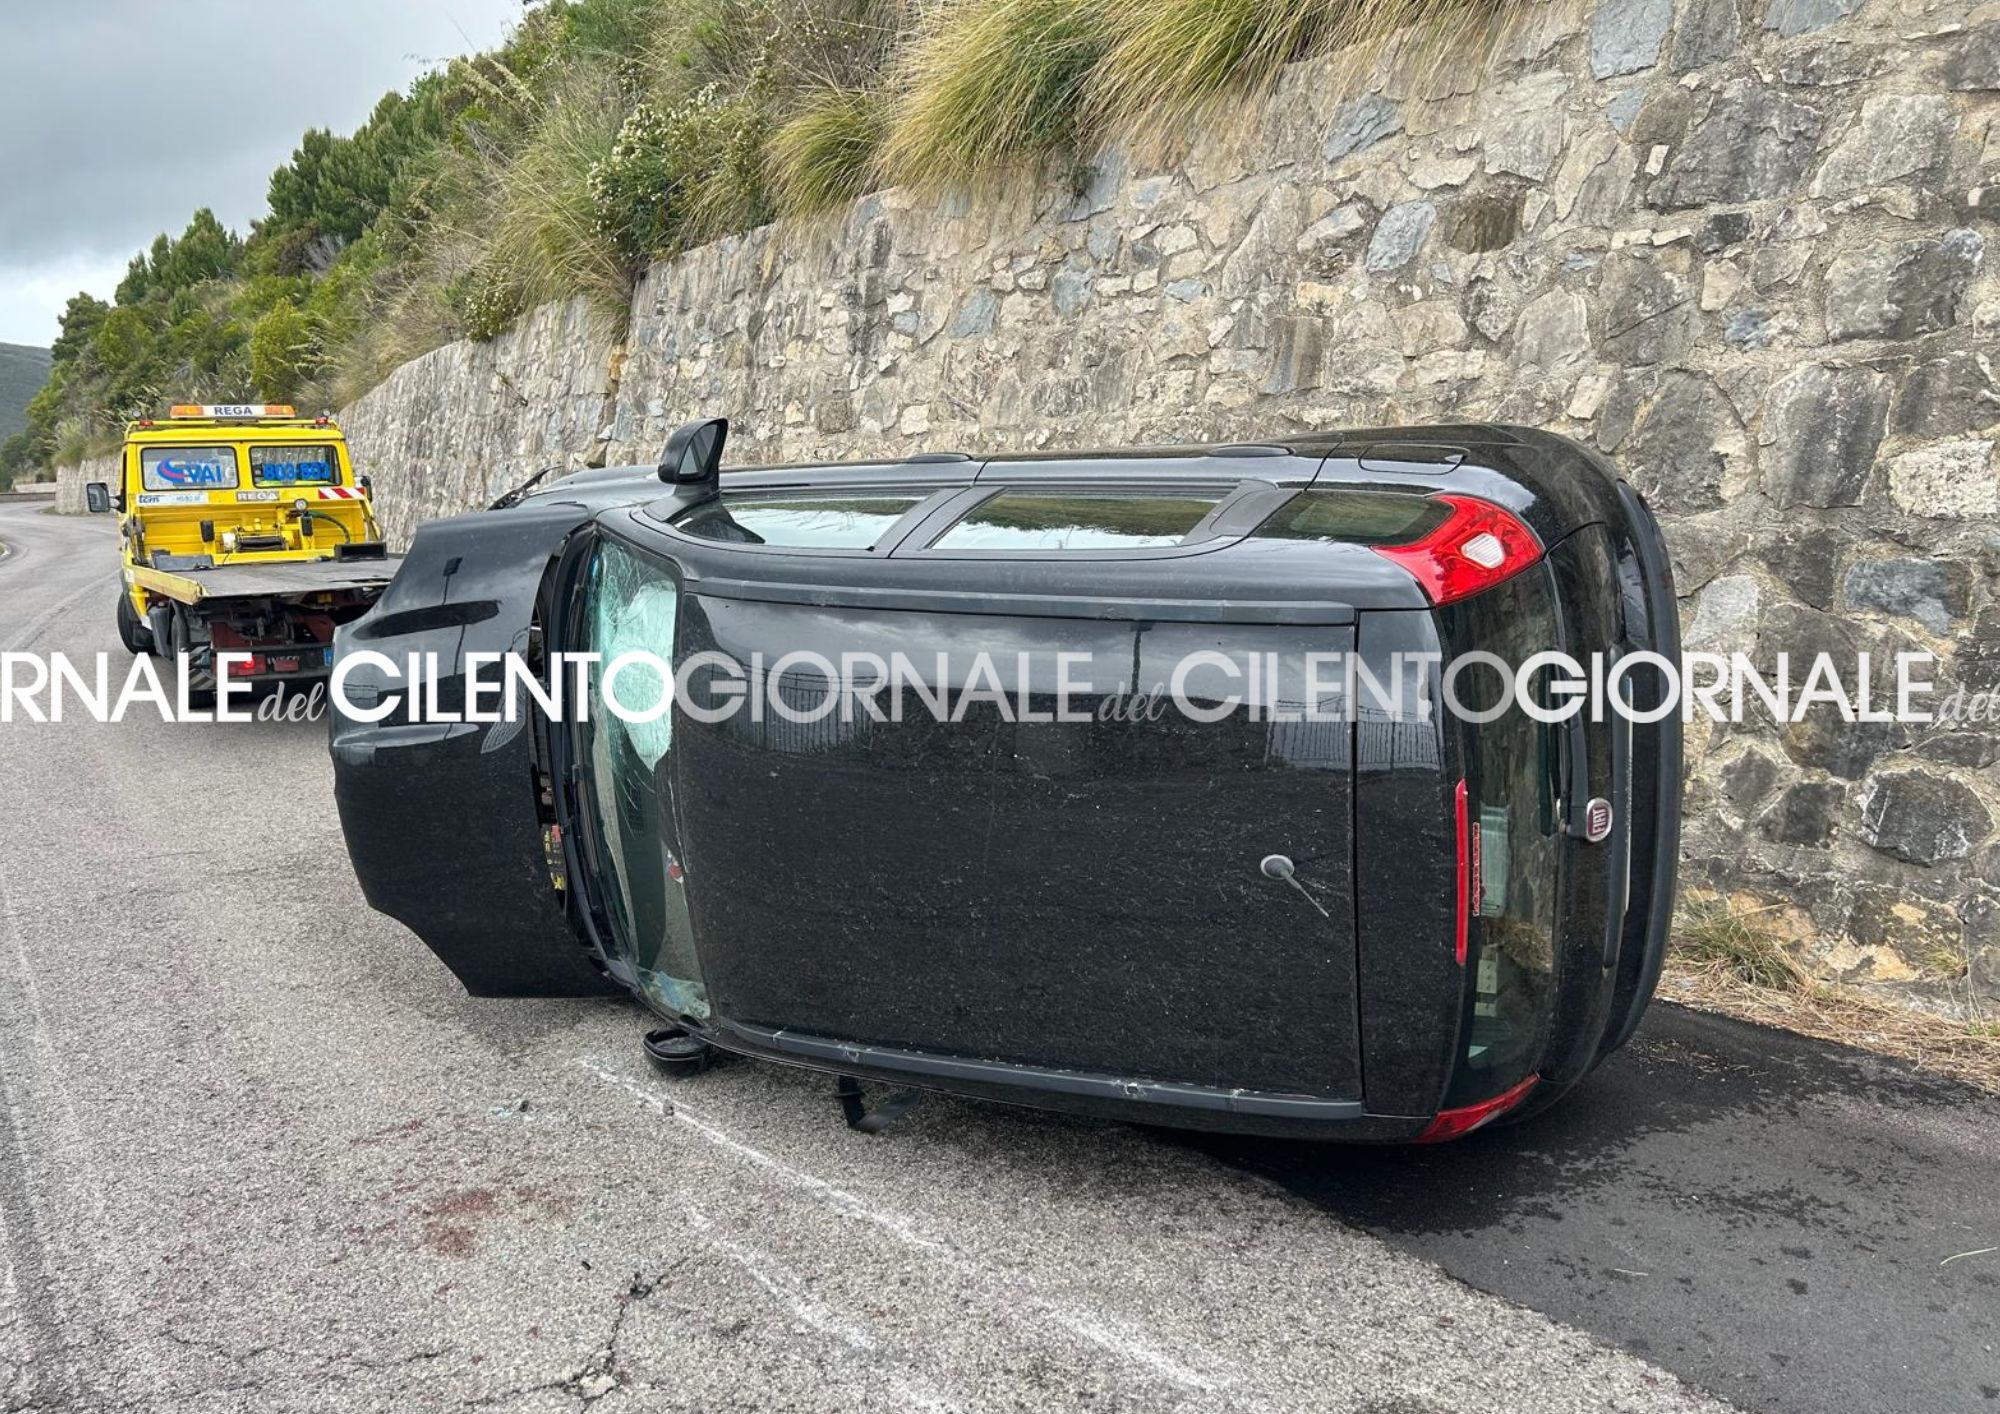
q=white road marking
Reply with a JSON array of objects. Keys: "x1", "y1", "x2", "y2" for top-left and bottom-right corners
[{"x1": 574, "y1": 1058, "x2": 1242, "y2": 1401}]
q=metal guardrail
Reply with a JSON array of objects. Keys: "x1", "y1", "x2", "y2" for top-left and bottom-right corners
[{"x1": 0, "y1": 489, "x2": 58, "y2": 504}]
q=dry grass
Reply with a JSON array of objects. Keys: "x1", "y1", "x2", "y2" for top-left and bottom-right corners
[
  {"x1": 1665, "y1": 902, "x2": 2000, "y2": 1095},
  {"x1": 479, "y1": 72, "x2": 636, "y2": 317},
  {"x1": 1673, "y1": 900, "x2": 1811, "y2": 992},
  {"x1": 1089, "y1": 0, "x2": 1515, "y2": 145},
  {"x1": 770, "y1": 85, "x2": 889, "y2": 215},
  {"x1": 877, "y1": 0, "x2": 1114, "y2": 188}
]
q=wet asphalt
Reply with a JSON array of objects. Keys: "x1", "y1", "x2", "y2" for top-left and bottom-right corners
[
  {"x1": 2, "y1": 498, "x2": 1996, "y2": 1412},
  {"x1": 1196, "y1": 1004, "x2": 2000, "y2": 1414}
]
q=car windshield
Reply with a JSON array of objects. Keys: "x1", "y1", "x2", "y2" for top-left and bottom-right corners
[
  {"x1": 140, "y1": 446, "x2": 239, "y2": 491},
  {"x1": 250, "y1": 444, "x2": 340, "y2": 485},
  {"x1": 571, "y1": 535, "x2": 709, "y2": 1021}
]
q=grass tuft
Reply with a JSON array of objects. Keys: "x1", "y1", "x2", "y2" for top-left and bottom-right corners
[
  {"x1": 481, "y1": 73, "x2": 635, "y2": 318},
  {"x1": 1090, "y1": 0, "x2": 1342, "y2": 132},
  {"x1": 1673, "y1": 902, "x2": 1809, "y2": 993},
  {"x1": 1090, "y1": 0, "x2": 1513, "y2": 137},
  {"x1": 877, "y1": 0, "x2": 1113, "y2": 188},
  {"x1": 770, "y1": 86, "x2": 889, "y2": 215}
]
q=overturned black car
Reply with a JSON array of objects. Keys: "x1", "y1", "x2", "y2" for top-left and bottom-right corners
[{"x1": 330, "y1": 420, "x2": 1680, "y2": 1142}]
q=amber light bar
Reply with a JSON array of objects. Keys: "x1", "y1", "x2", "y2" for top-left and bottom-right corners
[{"x1": 168, "y1": 404, "x2": 297, "y2": 419}]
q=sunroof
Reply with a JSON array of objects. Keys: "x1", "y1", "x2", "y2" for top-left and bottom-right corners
[{"x1": 931, "y1": 493, "x2": 1224, "y2": 551}]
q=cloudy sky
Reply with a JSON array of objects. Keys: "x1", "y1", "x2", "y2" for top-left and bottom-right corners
[{"x1": 0, "y1": 0, "x2": 525, "y2": 347}]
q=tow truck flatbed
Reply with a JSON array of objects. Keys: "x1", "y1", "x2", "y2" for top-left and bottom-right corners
[{"x1": 130, "y1": 556, "x2": 402, "y2": 607}]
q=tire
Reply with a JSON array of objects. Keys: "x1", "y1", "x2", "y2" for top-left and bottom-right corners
[
  {"x1": 166, "y1": 608, "x2": 215, "y2": 708},
  {"x1": 115, "y1": 591, "x2": 154, "y2": 655}
]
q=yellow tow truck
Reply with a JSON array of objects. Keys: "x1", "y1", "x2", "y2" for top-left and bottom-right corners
[{"x1": 84, "y1": 404, "x2": 400, "y2": 692}]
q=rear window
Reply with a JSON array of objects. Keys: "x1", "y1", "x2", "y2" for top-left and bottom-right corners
[
  {"x1": 140, "y1": 446, "x2": 239, "y2": 491},
  {"x1": 1253, "y1": 489, "x2": 1447, "y2": 546},
  {"x1": 931, "y1": 492, "x2": 1222, "y2": 550},
  {"x1": 674, "y1": 494, "x2": 926, "y2": 550},
  {"x1": 250, "y1": 444, "x2": 339, "y2": 485}
]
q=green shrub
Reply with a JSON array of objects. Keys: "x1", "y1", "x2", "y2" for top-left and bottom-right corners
[
  {"x1": 769, "y1": 86, "x2": 886, "y2": 215},
  {"x1": 588, "y1": 85, "x2": 770, "y2": 261},
  {"x1": 878, "y1": 0, "x2": 1112, "y2": 187},
  {"x1": 248, "y1": 302, "x2": 312, "y2": 402}
]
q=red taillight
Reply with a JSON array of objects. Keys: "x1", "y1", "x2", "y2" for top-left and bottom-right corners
[
  {"x1": 1414, "y1": 1076, "x2": 1539, "y2": 1143},
  {"x1": 1453, "y1": 779, "x2": 1471, "y2": 966},
  {"x1": 226, "y1": 655, "x2": 265, "y2": 678},
  {"x1": 1369, "y1": 494, "x2": 1542, "y2": 606}
]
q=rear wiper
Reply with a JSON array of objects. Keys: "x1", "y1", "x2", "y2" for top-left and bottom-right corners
[{"x1": 489, "y1": 464, "x2": 562, "y2": 511}]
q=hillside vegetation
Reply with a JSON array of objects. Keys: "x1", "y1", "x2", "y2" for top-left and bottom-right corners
[
  {"x1": 0, "y1": 344, "x2": 52, "y2": 459},
  {"x1": 0, "y1": 0, "x2": 1503, "y2": 487}
]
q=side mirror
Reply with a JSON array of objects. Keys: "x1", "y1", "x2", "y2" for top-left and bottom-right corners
[
  {"x1": 84, "y1": 482, "x2": 111, "y2": 514},
  {"x1": 359, "y1": 474, "x2": 374, "y2": 498},
  {"x1": 657, "y1": 417, "x2": 729, "y2": 485}
]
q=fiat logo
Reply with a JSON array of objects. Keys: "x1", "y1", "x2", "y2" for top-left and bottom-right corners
[{"x1": 1583, "y1": 797, "x2": 1614, "y2": 843}]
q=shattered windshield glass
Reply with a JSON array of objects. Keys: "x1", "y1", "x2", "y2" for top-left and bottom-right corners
[{"x1": 576, "y1": 537, "x2": 707, "y2": 1019}]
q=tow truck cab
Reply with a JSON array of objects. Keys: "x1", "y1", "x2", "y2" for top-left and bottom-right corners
[{"x1": 88, "y1": 405, "x2": 395, "y2": 686}]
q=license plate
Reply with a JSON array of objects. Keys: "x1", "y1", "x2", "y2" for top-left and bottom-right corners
[{"x1": 272, "y1": 655, "x2": 302, "y2": 674}]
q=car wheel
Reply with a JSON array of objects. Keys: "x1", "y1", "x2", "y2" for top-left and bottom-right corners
[{"x1": 115, "y1": 591, "x2": 154, "y2": 655}]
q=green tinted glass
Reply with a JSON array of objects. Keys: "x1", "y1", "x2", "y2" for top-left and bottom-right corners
[{"x1": 1255, "y1": 490, "x2": 1449, "y2": 546}]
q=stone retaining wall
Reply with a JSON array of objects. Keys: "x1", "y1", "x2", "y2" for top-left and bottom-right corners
[
  {"x1": 341, "y1": 0, "x2": 2000, "y2": 1009},
  {"x1": 54, "y1": 455, "x2": 118, "y2": 516},
  {"x1": 340, "y1": 297, "x2": 622, "y2": 547}
]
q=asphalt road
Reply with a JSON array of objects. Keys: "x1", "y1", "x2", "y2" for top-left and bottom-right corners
[{"x1": 0, "y1": 499, "x2": 1991, "y2": 1413}]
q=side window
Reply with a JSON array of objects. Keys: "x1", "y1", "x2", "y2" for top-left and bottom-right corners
[
  {"x1": 1252, "y1": 489, "x2": 1449, "y2": 546},
  {"x1": 929, "y1": 492, "x2": 1224, "y2": 551},
  {"x1": 250, "y1": 445, "x2": 340, "y2": 485},
  {"x1": 674, "y1": 494, "x2": 929, "y2": 550},
  {"x1": 140, "y1": 446, "x2": 240, "y2": 491}
]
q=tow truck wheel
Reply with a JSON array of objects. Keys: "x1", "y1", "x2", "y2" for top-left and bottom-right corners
[
  {"x1": 167, "y1": 608, "x2": 215, "y2": 708},
  {"x1": 115, "y1": 592, "x2": 154, "y2": 655}
]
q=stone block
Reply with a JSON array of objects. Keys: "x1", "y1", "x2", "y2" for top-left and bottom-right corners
[
  {"x1": 1759, "y1": 365, "x2": 1890, "y2": 508},
  {"x1": 1944, "y1": 22, "x2": 2000, "y2": 89},
  {"x1": 1762, "y1": 0, "x2": 1866, "y2": 38},
  {"x1": 1886, "y1": 440, "x2": 1998, "y2": 518},
  {"x1": 1857, "y1": 769, "x2": 1992, "y2": 866},
  {"x1": 1591, "y1": 0, "x2": 1674, "y2": 77},
  {"x1": 1891, "y1": 353, "x2": 2000, "y2": 439},
  {"x1": 1825, "y1": 230, "x2": 1983, "y2": 343},
  {"x1": 1324, "y1": 94, "x2": 1402, "y2": 163},
  {"x1": 1811, "y1": 96, "x2": 1959, "y2": 197},
  {"x1": 1365, "y1": 201, "x2": 1437, "y2": 272},
  {"x1": 1650, "y1": 80, "x2": 1825, "y2": 210},
  {"x1": 1842, "y1": 558, "x2": 1969, "y2": 634}
]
